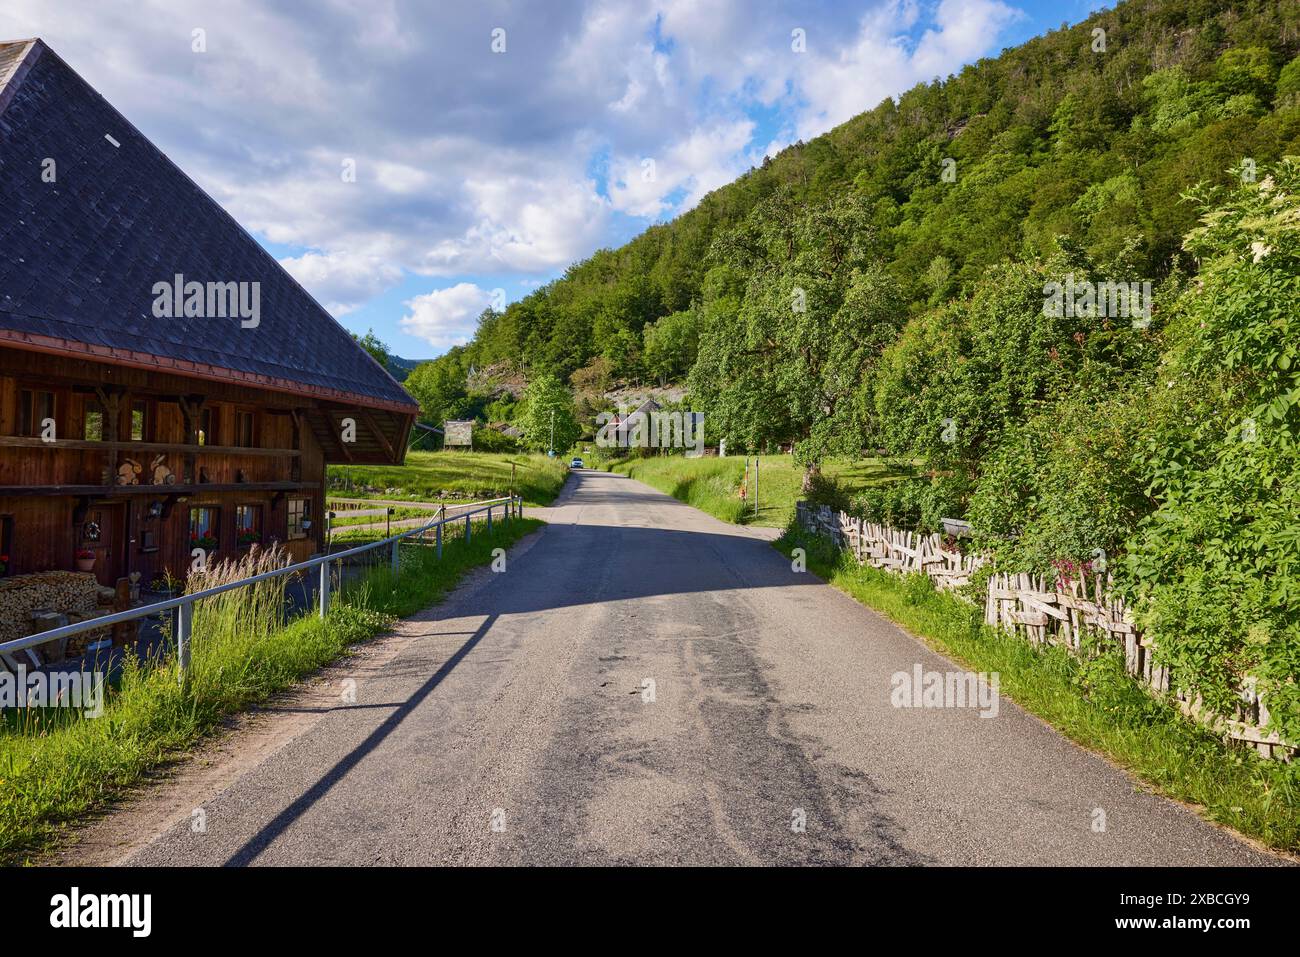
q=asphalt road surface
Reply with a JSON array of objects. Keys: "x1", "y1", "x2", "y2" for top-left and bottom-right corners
[{"x1": 125, "y1": 471, "x2": 1281, "y2": 866}]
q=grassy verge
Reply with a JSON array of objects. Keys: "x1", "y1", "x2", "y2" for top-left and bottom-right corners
[
  {"x1": 0, "y1": 517, "x2": 544, "y2": 865},
  {"x1": 611, "y1": 454, "x2": 900, "y2": 527},
  {"x1": 775, "y1": 524, "x2": 1300, "y2": 854},
  {"x1": 329, "y1": 450, "x2": 568, "y2": 505}
]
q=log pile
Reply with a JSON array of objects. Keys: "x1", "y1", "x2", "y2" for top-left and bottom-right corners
[{"x1": 0, "y1": 571, "x2": 99, "y2": 644}]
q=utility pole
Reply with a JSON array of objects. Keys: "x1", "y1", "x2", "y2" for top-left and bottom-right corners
[
  {"x1": 549, "y1": 407, "x2": 555, "y2": 456},
  {"x1": 754, "y1": 456, "x2": 760, "y2": 517}
]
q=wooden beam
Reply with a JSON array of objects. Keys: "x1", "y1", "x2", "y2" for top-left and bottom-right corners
[
  {"x1": 395, "y1": 413, "x2": 415, "y2": 464},
  {"x1": 359, "y1": 409, "x2": 395, "y2": 461},
  {"x1": 0, "y1": 481, "x2": 312, "y2": 498},
  {"x1": 327, "y1": 413, "x2": 353, "y2": 462},
  {"x1": 0, "y1": 435, "x2": 301, "y2": 457},
  {"x1": 289, "y1": 409, "x2": 305, "y2": 482},
  {"x1": 94, "y1": 385, "x2": 124, "y2": 484},
  {"x1": 179, "y1": 394, "x2": 204, "y2": 485}
]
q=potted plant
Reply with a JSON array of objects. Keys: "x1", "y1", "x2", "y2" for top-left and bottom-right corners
[
  {"x1": 0, "y1": 553, "x2": 8, "y2": 577},
  {"x1": 75, "y1": 548, "x2": 96, "y2": 572},
  {"x1": 190, "y1": 530, "x2": 218, "y2": 550},
  {"x1": 237, "y1": 526, "x2": 261, "y2": 547}
]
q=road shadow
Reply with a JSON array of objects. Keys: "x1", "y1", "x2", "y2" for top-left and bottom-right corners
[
  {"x1": 222, "y1": 613, "x2": 498, "y2": 866},
  {"x1": 219, "y1": 472, "x2": 818, "y2": 864}
]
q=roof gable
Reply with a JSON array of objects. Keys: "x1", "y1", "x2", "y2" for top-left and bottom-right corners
[
  {"x1": 0, "y1": 39, "x2": 416, "y2": 413},
  {"x1": 0, "y1": 39, "x2": 36, "y2": 113}
]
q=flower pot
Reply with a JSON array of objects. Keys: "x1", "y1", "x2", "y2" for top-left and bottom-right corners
[{"x1": 76, "y1": 557, "x2": 96, "y2": 572}]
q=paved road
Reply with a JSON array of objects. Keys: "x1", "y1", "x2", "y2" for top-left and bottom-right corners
[{"x1": 126, "y1": 471, "x2": 1281, "y2": 866}]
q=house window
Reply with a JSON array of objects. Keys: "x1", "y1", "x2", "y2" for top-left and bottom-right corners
[
  {"x1": 234, "y1": 410, "x2": 255, "y2": 448},
  {"x1": 189, "y1": 507, "x2": 219, "y2": 550},
  {"x1": 83, "y1": 400, "x2": 104, "y2": 441},
  {"x1": 236, "y1": 505, "x2": 262, "y2": 547},
  {"x1": 131, "y1": 401, "x2": 148, "y2": 441},
  {"x1": 18, "y1": 389, "x2": 55, "y2": 438},
  {"x1": 198, "y1": 408, "x2": 215, "y2": 446},
  {"x1": 288, "y1": 498, "x2": 311, "y2": 540}
]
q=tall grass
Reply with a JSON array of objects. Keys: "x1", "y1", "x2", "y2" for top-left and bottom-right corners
[
  {"x1": 328, "y1": 450, "x2": 568, "y2": 505},
  {"x1": 614, "y1": 457, "x2": 749, "y2": 523},
  {"x1": 612, "y1": 454, "x2": 900, "y2": 527},
  {"x1": 775, "y1": 524, "x2": 1300, "y2": 853},
  {"x1": 0, "y1": 518, "x2": 543, "y2": 864}
]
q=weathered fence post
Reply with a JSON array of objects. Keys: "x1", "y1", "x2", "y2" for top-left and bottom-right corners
[
  {"x1": 487, "y1": 505, "x2": 493, "y2": 533},
  {"x1": 176, "y1": 601, "x2": 193, "y2": 682},
  {"x1": 435, "y1": 519, "x2": 443, "y2": 559},
  {"x1": 465, "y1": 513, "x2": 471, "y2": 542},
  {"x1": 318, "y1": 561, "x2": 329, "y2": 618}
]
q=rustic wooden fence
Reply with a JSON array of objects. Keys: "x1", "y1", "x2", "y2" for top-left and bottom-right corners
[{"x1": 795, "y1": 501, "x2": 1294, "y2": 760}]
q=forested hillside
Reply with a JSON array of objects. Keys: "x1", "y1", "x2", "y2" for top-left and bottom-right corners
[
  {"x1": 410, "y1": 0, "x2": 1300, "y2": 404},
  {"x1": 400, "y1": 0, "x2": 1300, "y2": 743}
]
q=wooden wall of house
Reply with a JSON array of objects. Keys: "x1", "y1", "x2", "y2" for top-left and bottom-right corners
[{"x1": 0, "y1": 347, "x2": 333, "y2": 586}]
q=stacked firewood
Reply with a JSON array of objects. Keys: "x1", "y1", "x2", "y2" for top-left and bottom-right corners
[{"x1": 0, "y1": 571, "x2": 99, "y2": 645}]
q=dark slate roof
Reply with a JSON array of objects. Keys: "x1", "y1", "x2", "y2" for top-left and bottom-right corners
[{"x1": 0, "y1": 39, "x2": 416, "y2": 413}]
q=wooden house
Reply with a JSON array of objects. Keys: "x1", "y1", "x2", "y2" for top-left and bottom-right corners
[{"x1": 0, "y1": 38, "x2": 417, "y2": 592}]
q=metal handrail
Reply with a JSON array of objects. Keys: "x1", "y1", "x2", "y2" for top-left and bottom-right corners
[{"x1": 0, "y1": 495, "x2": 523, "y2": 672}]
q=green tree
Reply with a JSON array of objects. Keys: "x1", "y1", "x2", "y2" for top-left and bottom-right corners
[
  {"x1": 642, "y1": 307, "x2": 701, "y2": 384},
  {"x1": 403, "y1": 350, "x2": 470, "y2": 424},
  {"x1": 352, "y1": 329, "x2": 389, "y2": 370},
  {"x1": 1124, "y1": 161, "x2": 1300, "y2": 740},
  {"x1": 691, "y1": 192, "x2": 904, "y2": 470},
  {"x1": 517, "y1": 375, "x2": 581, "y2": 453}
]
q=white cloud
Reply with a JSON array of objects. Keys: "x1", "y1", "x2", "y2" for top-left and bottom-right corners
[
  {"x1": 423, "y1": 174, "x2": 611, "y2": 274},
  {"x1": 0, "y1": 0, "x2": 1030, "y2": 329},
  {"x1": 912, "y1": 0, "x2": 1023, "y2": 80},
  {"x1": 796, "y1": 0, "x2": 1021, "y2": 140},
  {"x1": 278, "y1": 250, "x2": 402, "y2": 316},
  {"x1": 608, "y1": 120, "x2": 755, "y2": 218},
  {"x1": 399, "y1": 283, "x2": 496, "y2": 350}
]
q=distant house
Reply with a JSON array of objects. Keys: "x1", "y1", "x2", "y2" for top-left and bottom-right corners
[
  {"x1": 608, "y1": 399, "x2": 660, "y2": 448},
  {"x1": 606, "y1": 399, "x2": 703, "y2": 451},
  {"x1": 0, "y1": 38, "x2": 418, "y2": 589}
]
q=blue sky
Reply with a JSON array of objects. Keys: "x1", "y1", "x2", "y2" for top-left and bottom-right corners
[{"x1": 3, "y1": 0, "x2": 1105, "y2": 360}]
